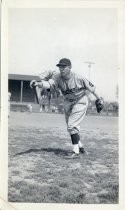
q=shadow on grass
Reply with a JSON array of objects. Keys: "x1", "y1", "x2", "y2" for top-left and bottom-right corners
[{"x1": 14, "y1": 147, "x2": 70, "y2": 157}]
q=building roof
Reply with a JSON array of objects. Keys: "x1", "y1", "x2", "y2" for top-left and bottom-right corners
[{"x1": 9, "y1": 74, "x2": 41, "y2": 81}]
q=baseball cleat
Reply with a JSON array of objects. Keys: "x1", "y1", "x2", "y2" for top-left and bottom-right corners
[
  {"x1": 79, "y1": 147, "x2": 85, "y2": 153},
  {"x1": 66, "y1": 152, "x2": 80, "y2": 159},
  {"x1": 79, "y1": 147, "x2": 88, "y2": 155}
]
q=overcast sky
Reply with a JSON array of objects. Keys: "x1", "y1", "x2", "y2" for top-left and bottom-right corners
[{"x1": 8, "y1": 8, "x2": 119, "y2": 101}]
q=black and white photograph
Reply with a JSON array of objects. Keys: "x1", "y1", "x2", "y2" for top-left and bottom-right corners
[{"x1": 1, "y1": 0, "x2": 125, "y2": 210}]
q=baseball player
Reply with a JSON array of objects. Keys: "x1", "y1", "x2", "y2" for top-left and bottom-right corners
[{"x1": 30, "y1": 58, "x2": 104, "y2": 158}]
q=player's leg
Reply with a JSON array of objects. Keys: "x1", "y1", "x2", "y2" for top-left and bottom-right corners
[
  {"x1": 69, "y1": 104, "x2": 87, "y2": 154},
  {"x1": 67, "y1": 97, "x2": 88, "y2": 156},
  {"x1": 64, "y1": 103, "x2": 80, "y2": 156}
]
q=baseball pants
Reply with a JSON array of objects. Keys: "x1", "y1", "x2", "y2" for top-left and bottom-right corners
[{"x1": 64, "y1": 96, "x2": 88, "y2": 135}]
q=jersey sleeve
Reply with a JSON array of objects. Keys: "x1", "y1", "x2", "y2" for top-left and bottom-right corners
[
  {"x1": 39, "y1": 70, "x2": 56, "y2": 81},
  {"x1": 39, "y1": 70, "x2": 59, "y2": 91},
  {"x1": 48, "y1": 73, "x2": 59, "y2": 87},
  {"x1": 82, "y1": 78, "x2": 96, "y2": 93}
]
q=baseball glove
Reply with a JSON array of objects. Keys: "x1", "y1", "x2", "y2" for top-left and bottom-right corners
[{"x1": 95, "y1": 97, "x2": 104, "y2": 113}]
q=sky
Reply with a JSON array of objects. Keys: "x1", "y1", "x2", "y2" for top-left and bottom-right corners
[{"x1": 8, "y1": 8, "x2": 119, "y2": 101}]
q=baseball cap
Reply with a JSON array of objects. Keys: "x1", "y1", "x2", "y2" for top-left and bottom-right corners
[{"x1": 56, "y1": 58, "x2": 71, "y2": 67}]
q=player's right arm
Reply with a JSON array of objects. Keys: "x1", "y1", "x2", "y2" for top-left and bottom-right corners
[
  {"x1": 30, "y1": 74, "x2": 59, "y2": 90},
  {"x1": 30, "y1": 80, "x2": 51, "y2": 89}
]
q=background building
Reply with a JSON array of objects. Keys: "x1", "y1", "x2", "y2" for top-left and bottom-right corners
[
  {"x1": 8, "y1": 74, "x2": 62, "y2": 113},
  {"x1": 8, "y1": 74, "x2": 40, "y2": 103}
]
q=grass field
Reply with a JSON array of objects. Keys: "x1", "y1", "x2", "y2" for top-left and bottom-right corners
[{"x1": 8, "y1": 112, "x2": 118, "y2": 204}]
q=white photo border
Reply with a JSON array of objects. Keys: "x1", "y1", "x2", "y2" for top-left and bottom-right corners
[{"x1": 1, "y1": 0, "x2": 125, "y2": 210}]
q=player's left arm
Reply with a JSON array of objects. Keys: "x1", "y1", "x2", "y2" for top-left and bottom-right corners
[
  {"x1": 84, "y1": 79, "x2": 104, "y2": 113},
  {"x1": 91, "y1": 89, "x2": 100, "y2": 99},
  {"x1": 82, "y1": 78, "x2": 100, "y2": 99},
  {"x1": 81, "y1": 77, "x2": 104, "y2": 113}
]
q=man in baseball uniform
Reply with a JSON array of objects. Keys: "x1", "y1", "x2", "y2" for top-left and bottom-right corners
[{"x1": 30, "y1": 58, "x2": 103, "y2": 158}]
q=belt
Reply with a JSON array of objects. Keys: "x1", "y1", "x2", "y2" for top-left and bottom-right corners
[
  {"x1": 65, "y1": 93, "x2": 85, "y2": 103},
  {"x1": 68, "y1": 98, "x2": 77, "y2": 102},
  {"x1": 62, "y1": 87, "x2": 84, "y2": 95}
]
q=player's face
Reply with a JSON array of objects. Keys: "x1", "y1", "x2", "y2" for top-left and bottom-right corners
[{"x1": 59, "y1": 65, "x2": 71, "y2": 77}]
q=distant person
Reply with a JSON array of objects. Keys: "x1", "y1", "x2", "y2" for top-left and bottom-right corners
[
  {"x1": 39, "y1": 105, "x2": 43, "y2": 113},
  {"x1": 8, "y1": 92, "x2": 11, "y2": 118},
  {"x1": 40, "y1": 99, "x2": 46, "y2": 113},
  {"x1": 51, "y1": 105, "x2": 57, "y2": 113},
  {"x1": 30, "y1": 58, "x2": 104, "y2": 158},
  {"x1": 39, "y1": 97, "x2": 43, "y2": 113},
  {"x1": 27, "y1": 104, "x2": 32, "y2": 113}
]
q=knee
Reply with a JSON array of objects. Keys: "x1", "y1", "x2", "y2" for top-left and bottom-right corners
[{"x1": 67, "y1": 126, "x2": 79, "y2": 135}]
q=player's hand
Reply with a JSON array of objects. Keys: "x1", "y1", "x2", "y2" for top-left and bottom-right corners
[{"x1": 30, "y1": 80, "x2": 38, "y2": 89}]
